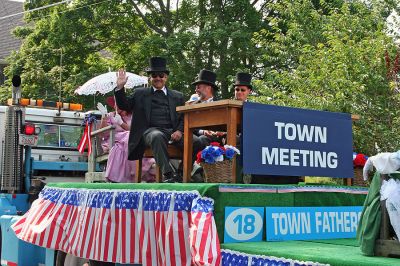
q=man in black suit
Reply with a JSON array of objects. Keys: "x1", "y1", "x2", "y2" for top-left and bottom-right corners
[
  {"x1": 233, "y1": 72, "x2": 253, "y2": 102},
  {"x1": 191, "y1": 69, "x2": 219, "y2": 140},
  {"x1": 114, "y1": 57, "x2": 184, "y2": 183},
  {"x1": 189, "y1": 69, "x2": 227, "y2": 181}
]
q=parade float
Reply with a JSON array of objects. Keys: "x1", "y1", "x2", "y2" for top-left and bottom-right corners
[{"x1": 4, "y1": 101, "x2": 400, "y2": 266}]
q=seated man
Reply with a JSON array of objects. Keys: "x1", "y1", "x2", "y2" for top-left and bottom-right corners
[
  {"x1": 232, "y1": 72, "x2": 300, "y2": 184},
  {"x1": 233, "y1": 72, "x2": 253, "y2": 102},
  {"x1": 190, "y1": 69, "x2": 225, "y2": 181},
  {"x1": 191, "y1": 69, "x2": 221, "y2": 142},
  {"x1": 114, "y1": 57, "x2": 187, "y2": 183}
]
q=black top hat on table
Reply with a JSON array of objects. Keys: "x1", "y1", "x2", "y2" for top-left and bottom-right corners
[
  {"x1": 146, "y1": 57, "x2": 170, "y2": 75},
  {"x1": 191, "y1": 69, "x2": 219, "y2": 90}
]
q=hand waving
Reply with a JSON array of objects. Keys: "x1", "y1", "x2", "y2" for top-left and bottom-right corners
[
  {"x1": 97, "y1": 102, "x2": 108, "y2": 117},
  {"x1": 116, "y1": 69, "x2": 128, "y2": 90}
]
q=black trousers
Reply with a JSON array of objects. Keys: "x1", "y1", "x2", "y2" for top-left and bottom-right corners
[{"x1": 143, "y1": 127, "x2": 206, "y2": 175}]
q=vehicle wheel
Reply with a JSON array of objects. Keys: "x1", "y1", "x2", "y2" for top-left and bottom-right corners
[
  {"x1": 55, "y1": 251, "x2": 67, "y2": 266},
  {"x1": 55, "y1": 250, "x2": 89, "y2": 266},
  {"x1": 88, "y1": 260, "x2": 115, "y2": 266},
  {"x1": 0, "y1": 229, "x2": 2, "y2": 259}
]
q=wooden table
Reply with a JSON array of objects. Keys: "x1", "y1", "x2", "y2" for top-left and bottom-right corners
[{"x1": 176, "y1": 100, "x2": 243, "y2": 183}]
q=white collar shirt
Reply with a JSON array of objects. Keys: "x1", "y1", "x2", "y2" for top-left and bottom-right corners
[
  {"x1": 153, "y1": 87, "x2": 167, "y2": 96},
  {"x1": 201, "y1": 97, "x2": 213, "y2": 103}
]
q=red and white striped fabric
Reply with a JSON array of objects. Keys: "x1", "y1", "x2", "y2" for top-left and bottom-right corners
[
  {"x1": 77, "y1": 121, "x2": 92, "y2": 155},
  {"x1": 12, "y1": 187, "x2": 221, "y2": 265},
  {"x1": 190, "y1": 197, "x2": 221, "y2": 265},
  {"x1": 0, "y1": 260, "x2": 18, "y2": 266}
]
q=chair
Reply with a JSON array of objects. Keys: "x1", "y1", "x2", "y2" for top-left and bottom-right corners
[
  {"x1": 85, "y1": 124, "x2": 115, "y2": 183},
  {"x1": 136, "y1": 145, "x2": 183, "y2": 183}
]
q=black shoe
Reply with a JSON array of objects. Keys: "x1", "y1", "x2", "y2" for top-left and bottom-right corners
[{"x1": 163, "y1": 172, "x2": 183, "y2": 183}]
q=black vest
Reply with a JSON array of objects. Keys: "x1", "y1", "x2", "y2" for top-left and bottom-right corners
[{"x1": 150, "y1": 90, "x2": 172, "y2": 128}]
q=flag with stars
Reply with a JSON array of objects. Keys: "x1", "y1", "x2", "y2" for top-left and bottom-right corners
[
  {"x1": 221, "y1": 249, "x2": 328, "y2": 266},
  {"x1": 12, "y1": 187, "x2": 221, "y2": 265}
]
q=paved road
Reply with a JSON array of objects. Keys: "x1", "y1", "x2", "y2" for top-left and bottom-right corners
[{"x1": 42, "y1": 176, "x2": 85, "y2": 184}]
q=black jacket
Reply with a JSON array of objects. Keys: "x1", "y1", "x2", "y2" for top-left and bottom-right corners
[{"x1": 114, "y1": 86, "x2": 184, "y2": 160}]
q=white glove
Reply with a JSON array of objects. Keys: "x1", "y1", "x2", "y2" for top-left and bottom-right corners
[
  {"x1": 97, "y1": 102, "x2": 108, "y2": 117},
  {"x1": 113, "y1": 113, "x2": 124, "y2": 125}
]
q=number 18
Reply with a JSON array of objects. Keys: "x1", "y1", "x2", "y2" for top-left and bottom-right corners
[{"x1": 233, "y1": 214, "x2": 256, "y2": 234}]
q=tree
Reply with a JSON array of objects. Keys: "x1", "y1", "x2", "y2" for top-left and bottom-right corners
[
  {"x1": 253, "y1": 0, "x2": 400, "y2": 155},
  {"x1": 2, "y1": 0, "x2": 266, "y2": 106},
  {"x1": 2, "y1": 0, "x2": 148, "y2": 108},
  {"x1": 3, "y1": 0, "x2": 400, "y2": 155},
  {"x1": 117, "y1": 0, "x2": 265, "y2": 98}
]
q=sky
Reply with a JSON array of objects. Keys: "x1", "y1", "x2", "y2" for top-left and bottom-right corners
[{"x1": 387, "y1": 10, "x2": 400, "y2": 40}]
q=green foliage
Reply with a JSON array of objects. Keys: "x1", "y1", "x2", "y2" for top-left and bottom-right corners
[
  {"x1": 2, "y1": 0, "x2": 264, "y2": 107},
  {"x1": 1, "y1": 0, "x2": 137, "y2": 108},
  {"x1": 2, "y1": 0, "x2": 400, "y2": 155},
  {"x1": 254, "y1": 0, "x2": 400, "y2": 155}
]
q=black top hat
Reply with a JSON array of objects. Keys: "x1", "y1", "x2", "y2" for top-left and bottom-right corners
[
  {"x1": 146, "y1": 57, "x2": 170, "y2": 74},
  {"x1": 191, "y1": 69, "x2": 218, "y2": 90},
  {"x1": 234, "y1": 72, "x2": 252, "y2": 89}
]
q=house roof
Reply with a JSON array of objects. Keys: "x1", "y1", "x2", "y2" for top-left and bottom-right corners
[{"x1": 0, "y1": 0, "x2": 24, "y2": 64}]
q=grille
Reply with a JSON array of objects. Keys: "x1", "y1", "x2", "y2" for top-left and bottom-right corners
[{"x1": 1, "y1": 106, "x2": 23, "y2": 192}]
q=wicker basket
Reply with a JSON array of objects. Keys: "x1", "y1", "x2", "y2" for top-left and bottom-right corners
[
  {"x1": 201, "y1": 160, "x2": 233, "y2": 183},
  {"x1": 353, "y1": 167, "x2": 369, "y2": 187}
]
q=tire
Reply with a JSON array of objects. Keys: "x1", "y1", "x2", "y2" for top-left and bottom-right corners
[
  {"x1": 55, "y1": 250, "x2": 89, "y2": 266},
  {"x1": 55, "y1": 251, "x2": 67, "y2": 266},
  {"x1": 88, "y1": 260, "x2": 115, "y2": 266},
  {"x1": 0, "y1": 228, "x2": 2, "y2": 259}
]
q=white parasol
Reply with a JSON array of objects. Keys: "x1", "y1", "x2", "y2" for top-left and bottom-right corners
[{"x1": 74, "y1": 71, "x2": 148, "y2": 95}]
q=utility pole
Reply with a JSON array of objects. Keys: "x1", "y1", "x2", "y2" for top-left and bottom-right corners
[{"x1": 59, "y1": 48, "x2": 63, "y2": 104}]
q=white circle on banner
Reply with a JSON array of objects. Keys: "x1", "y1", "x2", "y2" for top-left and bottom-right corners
[{"x1": 225, "y1": 208, "x2": 263, "y2": 241}]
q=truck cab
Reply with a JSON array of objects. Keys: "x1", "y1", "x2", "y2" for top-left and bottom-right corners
[{"x1": 0, "y1": 106, "x2": 90, "y2": 183}]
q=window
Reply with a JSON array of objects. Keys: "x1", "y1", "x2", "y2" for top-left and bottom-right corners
[
  {"x1": 60, "y1": 125, "x2": 82, "y2": 148},
  {"x1": 36, "y1": 124, "x2": 83, "y2": 148}
]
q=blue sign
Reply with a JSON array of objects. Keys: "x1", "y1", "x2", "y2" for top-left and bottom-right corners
[
  {"x1": 265, "y1": 206, "x2": 363, "y2": 241},
  {"x1": 243, "y1": 102, "x2": 353, "y2": 178},
  {"x1": 224, "y1": 207, "x2": 264, "y2": 243}
]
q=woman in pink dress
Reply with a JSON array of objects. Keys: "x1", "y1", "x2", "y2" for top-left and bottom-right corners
[{"x1": 101, "y1": 96, "x2": 156, "y2": 183}]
